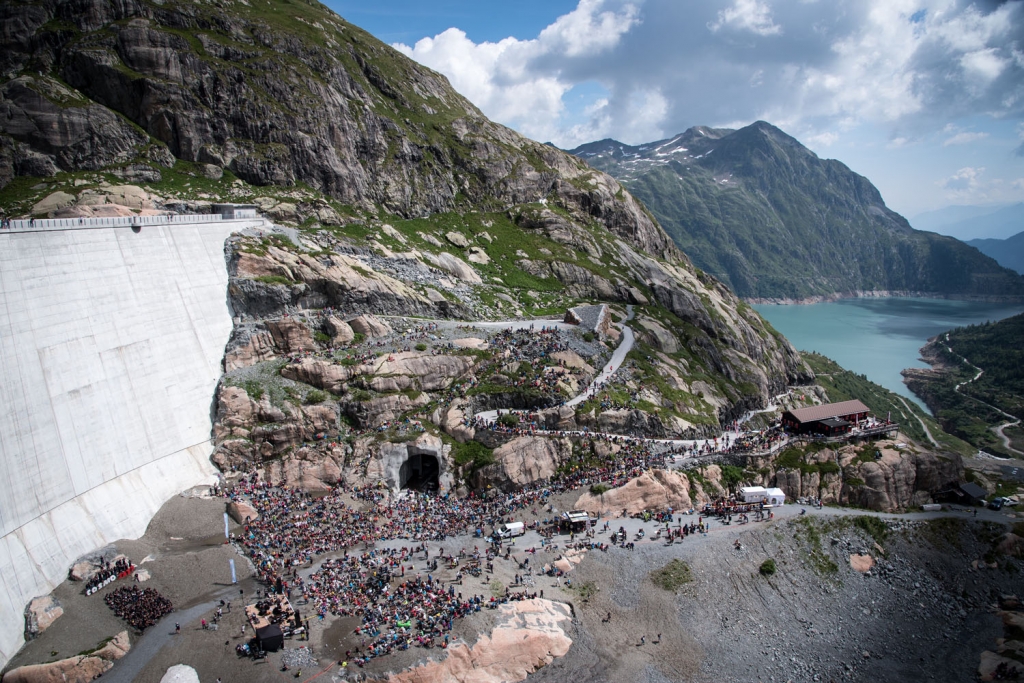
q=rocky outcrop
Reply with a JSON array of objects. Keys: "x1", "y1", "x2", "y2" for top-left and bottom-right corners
[
  {"x1": 839, "y1": 450, "x2": 963, "y2": 512},
  {"x1": 230, "y1": 247, "x2": 452, "y2": 319},
  {"x1": 756, "y1": 441, "x2": 964, "y2": 512},
  {"x1": 345, "y1": 433, "x2": 453, "y2": 492},
  {"x1": 23, "y1": 596, "x2": 62, "y2": 639},
  {"x1": 347, "y1": 314, "x2": 391, "y2": 338},
  {"x1": 266, "y1": 319, "x2": 314, "y2": 354},
  {"x1": 3, "y1": 631, "x2": 129, "y2": 683},
  {"x1": 211, "y1": 385, "x2": 339, "y2": 468},
  {"x1": 226, "y1": 500, "x2": 259, "y2": 524},
  {"x1": 574, "y1": 469, "x2": 698, "y2": 518},
  {"x1": 343, "y1": 392, "x2": 430, "y2": 429},
  {"x1": 473, "y1": 436, "x2": 573, "y2": 490},
  {"x1": 324, "y1": 316, "x2": 354, "y2": 344},
  {"x1": 387, "y1": 599, "x2": 572, "y2": 683}
]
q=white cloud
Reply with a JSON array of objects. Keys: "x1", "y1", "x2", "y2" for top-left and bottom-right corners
[
  {"x1": 394, "y1": 0, "x2": 640, "y2": 144},
  {"x1": 708, "y1": 0, "x2": 782, "y2": 36},
  {"x1": 940, "y1": 167, "x2": 983, "y2": 192},
  {"x1": 942, "y1": 131, "x2": 988, "y2": 146},
  {"x1": 538, "y1": 0, "x2": 640, "y2": 57},
  {"x1": 395, "y1": 0, "x2": 1024, "y2": 156}
]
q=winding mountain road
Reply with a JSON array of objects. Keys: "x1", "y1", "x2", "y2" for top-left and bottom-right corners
[
  {"x1": 474, "y1": 305, "x2": 636, "y2": 423},
  {"x1": 940, "y1": 333, "x2": 1022, "y2": 456}
]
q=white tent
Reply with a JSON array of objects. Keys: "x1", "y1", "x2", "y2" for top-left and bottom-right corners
[
  {"x1": 738, "y1": 486, "x2": 767, "y2": 503},
  {"x1": 766, "y1": 488, "x2": 786, "y2": 506}
]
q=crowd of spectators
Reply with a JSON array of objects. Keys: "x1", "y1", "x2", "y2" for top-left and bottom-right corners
[{"x1": 104, "y1": 586, "x2": 173, "y2": 631}]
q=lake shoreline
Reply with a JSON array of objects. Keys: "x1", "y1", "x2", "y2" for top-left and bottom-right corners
[
  {"x1": 745, "y1": 290, "x2": 1024, "y2": 305},
  {"x1": 752, "y1": 297, "x2": 1024, "y2": 412}
]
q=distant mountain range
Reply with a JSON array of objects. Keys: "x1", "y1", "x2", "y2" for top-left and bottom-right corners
[
  {"x1": 568, "y1": 122, "x2": 1024, "y2": 301},
  {"x1": 967, "y1": 231, "x2": 1024, "y2": 275},
  {"x1": 912, "y1": 203, "x2": 1024, "y2": 241}
]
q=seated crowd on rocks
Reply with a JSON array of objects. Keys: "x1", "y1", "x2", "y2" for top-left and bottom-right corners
[
  {"x1": 104, "y1": 586, "x2": 173, "y2": 631},
  {"x1": 226, "y1": 434, "x2": 682, "y2": 664}
]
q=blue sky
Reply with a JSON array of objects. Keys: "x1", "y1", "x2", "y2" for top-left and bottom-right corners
[{"x1": 325, "y1": 0, "x2": 1024, "y2": 220}]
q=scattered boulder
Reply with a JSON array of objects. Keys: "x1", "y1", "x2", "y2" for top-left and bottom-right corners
[
  {"x1": 381, "y1": 224, "x2": 407, "y2": 243},
  {"x1": 4, "y1": 631, "x2": 129, "y2": 683},
  {"x1": 452, "y1": 337, "x2": 487, "y2": 350},
  {"x1": 266, "y1": 319, "x2": 315, "y2": 353},
  {"x1": 347, "y1": 314, "x2": 392, "y2": 338},
  {"x1": 421, "y1": 251, "x2": 483, "y2": 284},
  {"x1": 445, "y1": 231, "x2": 470, "y2": 247},
  {"x1": 31, "y1": 191, "x2": 76, "y2": 215},
  {"x1": 227, "y1": 500, "x2": 259, "y2": 524},
  {"x1": 849, "y1": 554, "x2": 875, "y2": 573},
  {"x1": 324, "y1": 316, "x2": 355, "y2": 344},
  {"x1": 978, "y1": 650, "x2": 1024, "y2": 681},
  {"x1": 467, "y1": 246, "x2": 490, "y2": 264},
  {"x1": 24, "y1": 595, "x2": 63, "y2": 639},
  {"x1": 160, "y1": 664, "x2": 201, "y2": 683},
  {"x1": 201, "y1": 163, "x2": 223, "y2": 180}
]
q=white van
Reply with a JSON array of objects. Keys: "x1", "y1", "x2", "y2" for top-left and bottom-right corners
[{"x1": 497, "y1": 522, "x2": 525, "y2": 538}]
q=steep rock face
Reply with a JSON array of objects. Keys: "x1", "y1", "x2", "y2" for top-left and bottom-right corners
[
  {"x1": 574, "y1": 469, "x2": 700, "y2": 517},
  {"x1": 473, "y1": 436, "x2": 573, "y2": 490},
  {"x1": 211, "y1": 385, "x2": 339, "y2": 468},
  {"x1": 748, "y1": 441, "x2": 964, "y2": 511},
  {"x1": 229, "y1": 246, "x2": 459, "y2": 320},
  {"x1": 0, "y1": 0, "x2": 665, "y2": 254},
  {"x1": 839, "y1": 450, "x2": 963, "y2": 512}
]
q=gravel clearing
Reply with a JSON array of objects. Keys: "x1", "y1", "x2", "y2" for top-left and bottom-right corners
[{"x1": 6, "y1": 489, "x2": 1020, "y2": 683}]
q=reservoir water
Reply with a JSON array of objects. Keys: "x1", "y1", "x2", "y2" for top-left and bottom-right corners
[{"x1": 752, "y1": 298, "x2": 1024, "y2": 410}]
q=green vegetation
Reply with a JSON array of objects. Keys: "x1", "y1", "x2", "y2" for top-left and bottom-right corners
[
  {"x1": 490, "y1": 580, "x2": 505, "y2": 598},
  {"x1": 650, "y1": 559, "x2": 693, "y2": 591},
  {"x1": 903, "y1": 314, "x2": 1024, "y2": 456},
  {"x1": 719, "y1": 464, "x2": 745, "y2": 489},
  {"x1": 759, "y1": 559, "x2": 777, "y2": 576},
  {"x1": 572, "y1": 580, "x2": 598, "y2": 600},
  {"x1": 791, "y1": 517, "x2": 839, "y2": 576},
  {"x1": 498, "y1": 413, "x2": 520, "y2": 427},
  {"x1": 253, "y1": 275, "x2": 294, "y2": 287},
  {"x1": 242, "y1": 380, "x2": 264, "y2": 401},
  {"x1": 589, "y1": 483, "x2": 610, "y2": 496},
  {"x1": 414, "y1": 342, "x2": 428, "y2": 351},
  {"x1": 449, "y1": 439, "x2": 494, "y2": 472},
  {"x1": 852, "y1": 516, "x2": 889, "y2": 545},
  {"x1": 304, "y1": 389, "x2": 327, "y2": 404}
]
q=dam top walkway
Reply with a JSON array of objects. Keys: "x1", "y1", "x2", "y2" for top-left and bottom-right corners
[{"x1": 0, "y1": 213, "x2": 259, "y2": 233}]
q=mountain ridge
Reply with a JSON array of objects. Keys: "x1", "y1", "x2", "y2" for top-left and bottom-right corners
[{"x1": 569, "y1": 122, "x2": 1024, "y2": 301}]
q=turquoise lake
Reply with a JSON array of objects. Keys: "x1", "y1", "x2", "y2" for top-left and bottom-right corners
[{"x1": 752, "y1": 298, "x2": 1024, "y2": 410}]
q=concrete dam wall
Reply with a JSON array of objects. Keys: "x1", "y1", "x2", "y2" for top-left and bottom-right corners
[{"x1": 0, "y1": 220, "x2": 260, "y2": 665}]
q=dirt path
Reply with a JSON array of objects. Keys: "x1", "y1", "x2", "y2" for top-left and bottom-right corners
[{"x1": 895, "y1": 395, "x2": 938, "y2": 447}]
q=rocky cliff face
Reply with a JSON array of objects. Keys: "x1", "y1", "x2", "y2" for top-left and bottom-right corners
[
  {"x1": 737, "y1": 439, "x2": 964, "y2": 512},
  {"x1": 1, "y1": 0, "x2": 809, "y2": 494},
  {"x1": 0, "y1": 0, "x2": 669, "y2": 259}
]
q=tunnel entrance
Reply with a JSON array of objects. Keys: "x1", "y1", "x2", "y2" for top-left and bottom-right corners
[{"x1": 400, "y1": 453, "x2": 440, "y2": 492}]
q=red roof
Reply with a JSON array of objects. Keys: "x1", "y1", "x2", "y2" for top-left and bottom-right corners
[{"x1": 785, "y1": 400, "x2": 870, "y2": 424}]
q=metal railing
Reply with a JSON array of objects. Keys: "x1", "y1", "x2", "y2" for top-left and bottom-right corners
[{"x1": 1, "y1": 214, "x2": 238, "y2": 232}]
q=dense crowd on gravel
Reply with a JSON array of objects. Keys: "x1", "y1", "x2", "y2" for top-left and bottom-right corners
[{"x1": 104, "y1": 586, "x2": 173, "y2": 632}]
